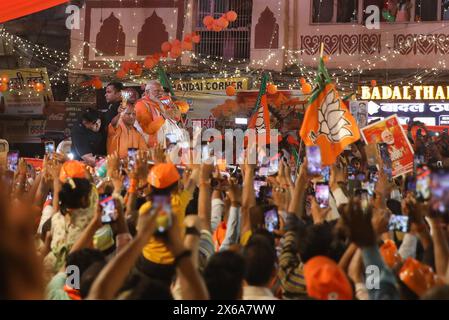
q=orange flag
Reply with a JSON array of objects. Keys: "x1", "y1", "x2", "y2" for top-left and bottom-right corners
[
  {"x1": 248, "y1": 94, "x2": 271, "y2": 144},
  {"x1": 0, "y1": 0, "x2": 68, "y2": 23},
  {"x1": 300, "y1": 59, "x2": 360, "y2": 165}
]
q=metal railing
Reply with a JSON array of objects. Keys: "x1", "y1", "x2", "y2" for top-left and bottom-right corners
[{"x1": 194, "y1": 0, "x2": 252, "y2": 61}]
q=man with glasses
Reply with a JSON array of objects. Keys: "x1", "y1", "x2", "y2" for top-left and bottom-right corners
[{"x1": 71, "y1": 108, "x2": 106, "y2": 166}]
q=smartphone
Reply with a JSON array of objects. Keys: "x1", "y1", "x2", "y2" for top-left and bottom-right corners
[
  {"x1": 254, "y1": 180, "x2": 268, "y2": 198},
  {"x1": 306, "y1": 146, "x2": 322, "y2": 176},
  {"x1": 264, "y1": 207, "x2": 279, "y2": 233},
  {"x1": 128, "y1": 148, "x2": 137, "y2": 170},
  {"x1": 321, "y1": 166, "x2": 330, "y2": 182},
  {"x1": 166, "y1": 133, "x2": 177, "y2": 145},
  {"x1": 388, "y1": 214, "x2": 409, "y2": 233},
  {"x1": 416, "y1": 165, "x2": 431, "y2": 201},
  {"x1": 152, "y1": 195, "x2": 172, "y2": 234},
  {"x1": 348, "y1": 165, "x2": 356, "y2": 181},
  {"x1": 405, "y1": 175, "x2": 417, "y2": 193},
  {"x1": 430, "y1": 171, "x2": 449, "y2": 215},
  {"x1": 378, "y1": 143, "x2": 393, "y2": 181},
  {"x1": 360, "y1": 190, "x2": 369, "y2": 212},
  {"x1": 414, "y1": 154, "x2": 425, "y2": 174},
  {"x1": 7, "y1": 150, "x2": 19, "y2": 172},
  {"x1": 315, "y1": 182, "x2": 330, "y2": 208},
  {"x1": 45, "y1": 141, "x2": 55, "y2": 155},
  {"x1": 100, "y1": 195, "x2": 117, "y2": 224}
]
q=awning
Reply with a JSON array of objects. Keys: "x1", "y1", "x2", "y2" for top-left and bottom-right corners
[{"x1": 0, "y1": 0, "x2": 68, "y2": 23}]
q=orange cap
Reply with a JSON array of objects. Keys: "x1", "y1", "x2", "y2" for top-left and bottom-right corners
[
  {"x1": 148, "y1": 163, "x2": 180, "y2": 189},
  {"x1": 59, "y1": 160, "x2": 87, "y2": 182},
  {"x1": 304, "y1": 256, "x2": 353, "y2": 300},
  {"x1": 380, "y1": 239, "x2": 403, "y2": 268},
  {"x1": 399, "y1": 257, "x2": 444, "y2": 297}
]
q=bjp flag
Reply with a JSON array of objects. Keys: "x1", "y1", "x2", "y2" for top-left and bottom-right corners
[
  {"x1": 0, "y1": 0, "x2": 68, "y2": 23},
  {"x1": 247, "y1": 73, "x2": 273, "y2": 144},
  {"x1": 300, "y1": 59, "x2": 360, "y2": 165}
]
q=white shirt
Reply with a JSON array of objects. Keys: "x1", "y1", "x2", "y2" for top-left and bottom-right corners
[{"x1": 243, "y1": 286, "x2": 279, "y2": 300}]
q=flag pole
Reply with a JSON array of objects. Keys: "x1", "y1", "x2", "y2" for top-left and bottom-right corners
[{"x1": 320, "y1": 43, "x2": 324, "y2": 59}]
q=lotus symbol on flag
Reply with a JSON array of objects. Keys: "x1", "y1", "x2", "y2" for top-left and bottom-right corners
[{"x1": 318, "y1": 90, "x2": 353, "y2": 143}]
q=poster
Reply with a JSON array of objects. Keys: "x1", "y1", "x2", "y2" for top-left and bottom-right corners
[
  {"x1": 349, "y1": 101, "x2": 369, "y2": 128},
  {"x1": 361, "y1": 115, "x2": 414, "y2": 177},
  {"x1": 0, "y1": 68, "x2": 53, "y2": 115}
]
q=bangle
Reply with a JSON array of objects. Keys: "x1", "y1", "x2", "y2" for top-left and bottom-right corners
[
  {"x1": 174, "y1": 250, "x2": 192, "y2": 266},
  {"x1": 185, "y1": 226, "x2": 201, "y2": 237}
]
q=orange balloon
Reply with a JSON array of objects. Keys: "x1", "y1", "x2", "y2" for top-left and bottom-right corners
[
  {"x1": 172, "y1": 39, "x2": 181, "y2": 47},
  {"x1": 213, "y1": 25, "x2": 222, "y2": 32},
  {"x1": 181, "y1": 41, "x2": 193, "y2": 51},
  {"x1": 226, "y1": 10, "x2": 238, "y2": 22},
  {"x1": 134, "y1": 66, "x2": 143, "y2": 76},
  {"x1": 0, "y1": 83, "x2": 8, "y2": 92},
  {"x1": 171, "y1": 46, "x2": 182, "y2": 56},
  {"x1": 203, "y1": 15, "x2": 214, "y2": 26},
  {"x1": 226, "y1": 85, "x2": 236, "y2": 96},
  {"x1": 267, "y1": 84, "x2": 277, "y2": 95},
  {"x1": 323, "y1": 55, "x2": 330, "y2": 63},
  {"x1": 175, "y1": 100, "x2": 190, "y2": 114},
  {"x1": 192, "y1": 34, "x2": 201, "y2": 44},
  {"x1": 122, "y1": 61, "x2": 131, "y2": 72},
  {"x1": 184, "y1": 34, "x2": 192, "y2": 42},
  {"x1": 116, "y1": 69, "x2": 126, "y2": 79},
  {"x1": 371, "y1": 79, "x2": 377, "y2": 87},
  {"x1": 217, "y1": 17, "x2": 229, "y2": 28},
  {"x1": 144, "y1": 56, "x2": 157, "y2": 69},
  {"x1": 161, "y1": 41, "x2": 171, "y2": 52},
  {"x1": 206, "y1": 24, "x2": 213, "y2": 31},
  {"x1": 34, "y1": 82, "x2": 44, "y2": 92},
  {"x1": 299, "y1": 77, "x2": 306, "y2": 85},
  {"x1": 92, "y1": 79, "x2": 103, "y2": 89},
  {"x1": 302, "y1": 83, "x2": 312, "y2": 94}
]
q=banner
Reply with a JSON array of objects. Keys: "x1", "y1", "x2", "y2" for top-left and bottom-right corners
[
  {"x1": 361, "y1": 115, "x2": 414, "y2": 177},
  {"x1": 173, "y1": 77, "x2": 249, "y2": 92},
  {"x1": 0, "y1": 68, "x2": 53, "y2": 115},
  {"x1": 364, "y1": 100, "x2": 449, "y2": 127},
  {"x1": 44, "y1": 101, "x2": 96, "y2": 137}
]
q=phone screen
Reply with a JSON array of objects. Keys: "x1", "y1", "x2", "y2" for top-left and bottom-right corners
[
  {"x1": 388, "y1": 214, "x2": 409, "y2": 233},
  {"x1": 322, "y1": 166, "x2": 330, "y2": 182},
  {"x1": 430, "y1": 171, "x2": 449, "y2": 215},
  {"x1": 416, "y1": 166, "x2": 431, "y2": 201},
  {"x1": 306, "y1": 146, "x2": 322, "y2": 176},
  {"x1": 7, "y1": 151, "x2": 19, "y2": 172},
  {"x1": 315, "y1": 183, "x2": 330, "y2": 208},
  {"x1": 254, "y1": 180, "x2": 267, "y2": 198},
  {"x1": 100, "y1": 195, "x2": 116, "y2": 224},
  {"x1": 45, "y1": 141, "x2": 55, "y2": 154},
  {"x1": 378, "y1": 143, "x2": 393, "y2": 180},
  {"x1": 264, "y1": 208, "x2": 279, "y2": 233},
  {"x1": 153, "y1": 195, "x2": 172, "y2": 233},
  {"x1": 348, "y1": 165, "x2": 356, "y2": 181},
  {"x1": 128, "y1": 148, "x2": 137, "y2": 170}
]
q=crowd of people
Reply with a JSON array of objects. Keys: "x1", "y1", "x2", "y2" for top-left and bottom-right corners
[{"x1": 1, "y1": 79, "x2": 449, "y2": 301}]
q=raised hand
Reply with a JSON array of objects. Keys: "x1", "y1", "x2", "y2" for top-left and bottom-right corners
[{"x1": 341, "y1": 199, "x2": 377, "y2": 248}]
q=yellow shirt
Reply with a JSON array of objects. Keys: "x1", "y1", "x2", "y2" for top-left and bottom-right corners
[{"x1": 140, "y1": 190, "x2": 193, "y2": 264}]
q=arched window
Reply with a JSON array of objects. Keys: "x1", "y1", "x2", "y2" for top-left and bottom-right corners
[{"x1": 95, "y1": 13, "x2": 125, "y2": 56}]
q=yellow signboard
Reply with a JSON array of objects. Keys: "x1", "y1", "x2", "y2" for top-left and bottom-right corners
[
  {"x1": 360, "y1": 85, "x2": 449, "y2": 101},
  {"x1": 0, "y1": 68, "x2": 53, "y2": 115},
  {"x1": 173, "y1": 77, "x2": 249, "y2": 92}
]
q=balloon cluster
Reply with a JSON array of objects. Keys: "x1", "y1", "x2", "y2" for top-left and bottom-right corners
[
  {"x1": 116, "y1": 61, "x2": 143, "y2": 79},
  {"x1": 160, "y1": 32, "x2": 201, "y2": 60},
  {"x1": 0, "y1": 74, "x2": 8, "y2": 92},
  {"x1": 202, "y1": 11, "x2": 237, "y2": 32}
]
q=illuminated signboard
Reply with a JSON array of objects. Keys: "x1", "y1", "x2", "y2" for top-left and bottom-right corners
[
  {"x1": 360, "y1": 85, "x2": 449, "y2": 101},
  {"x1": 364, "y1": 101, "x2": 449, "y2": 126}
]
